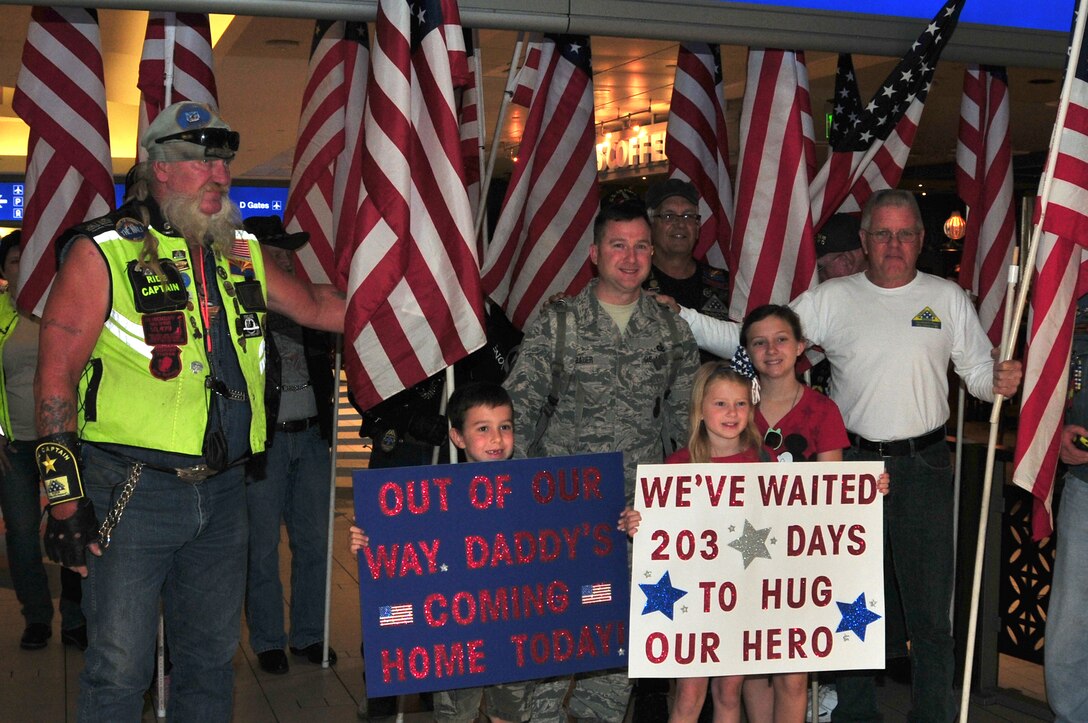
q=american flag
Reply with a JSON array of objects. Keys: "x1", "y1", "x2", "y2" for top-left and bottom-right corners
[
  {"x1": 337, "y1": 0, "x2": 486, "y2": 409},
  {"x1": 1013, "y1": 9, "x2": 1088, "y2": 540},
  {"x1": 137, "y1": 12, "x2": 219, "y2": 159},
  {"x1": 459, "y1": 27, "x2": 485, "y2": 237},
  {"x1": 378, "y1": 603, "x2": 414, "y2": 626},
  {"x1": 480, "y1": 34, "x2": 598, "y2": 330},
  {"x1": 12, "y1": 7, "x2": 114, "y2": 316},
  {"x1": 955, "y1": 65, "x2": 1016, "y2": 346},
  {"x1": 581, "y1": 582, "x2": 612, "y2": 605},
  {"x1": 665, "y1": 42, "x2": 734, "y2": 269},
  {"x1": 728, "y1": 49, "x2": 817, "y2": 321},
  {"x1": 284, "y1": 20, "x2": 369, "y2": 285},
  {"x1": 828, "y1": 53, "x2": 863, "y2": 152},
  {"x1": 809, "y1": 0, "x2": 964, "y2": 230}
]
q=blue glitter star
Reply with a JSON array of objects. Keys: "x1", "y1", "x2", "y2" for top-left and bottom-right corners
[
  {"x1": 638, "y1": 571, "x2": 687, "y2": 620},
  {"x1": 836, "y1": 593, "x2": 882, "y2": 641}
]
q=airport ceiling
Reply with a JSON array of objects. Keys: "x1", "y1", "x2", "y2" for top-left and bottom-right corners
[{"x1": 0, "y1": 5, "x2": 1066, "y2": 193}]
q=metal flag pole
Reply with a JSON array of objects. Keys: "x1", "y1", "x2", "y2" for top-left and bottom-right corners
[
  {"x1": 473, "y1": 32, "x2": 526, "y2": 242},
  {"x1": 958, "y1": 1, "x2": 1088, "y2": 715},
  {"x1": 321, "y1": 336, "x2": 344, "y2": 668}
]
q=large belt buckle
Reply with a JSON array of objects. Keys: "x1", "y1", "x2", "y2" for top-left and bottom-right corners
[{"x1": 176, "y1": 464, "x2": 213, "y2": 482}]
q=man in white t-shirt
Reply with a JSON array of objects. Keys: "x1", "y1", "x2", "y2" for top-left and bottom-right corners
[{"x1": 680, "y1": 189, "x2": 1022, "y2": 722}]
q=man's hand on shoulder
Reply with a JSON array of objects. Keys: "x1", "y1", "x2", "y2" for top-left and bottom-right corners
[
  {"x1": 1060, "y1": 424, "x2": 1088, "y2": 466},
  {"x1": 647, "y1": 292, "x2": 679, "y2": 313}
]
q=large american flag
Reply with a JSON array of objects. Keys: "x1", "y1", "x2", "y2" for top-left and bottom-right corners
[
  {"x1": 13, "y1": 7, "x2": 114, "y2": 316},
  {"x1": 137, "y1": 11, "x2": 219, "y2": 158},
  {"x1": 337, "y1": 0, "x2": 486, "y2": 409},
  {"x1": 459, "y1": 27, "x2": 485, "y2": 235},
  {"x1": 284, "y1": 20, "x2": 369, "y2": 285},
  {"x1": 728, "y1": 49, "x2": 817, "y2": 320},
  {"x1": 665, "y1": 42, "x2": 734, "y2": 269},
  {"x1": 480, "y1": 34, "x2": 598, "y2": 330},
  {"x1": 1013, "y1": 9, "x2": 1088, "y2": 540},
  {"x1": 809, "y1": 0, "x2": 964, "y2": 229},
  {"x1": 955, "y1": 65, "x2": 1016, "y2": 346}
]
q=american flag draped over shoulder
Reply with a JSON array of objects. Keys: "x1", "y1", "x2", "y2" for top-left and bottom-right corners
[
  {"x1": 665, "y1": 42, "x2": 734, "y2": 269},
  {"x1": 1014, "y1": 14, "x2": 1088, "y2": 540},
  {"x1": 284, "y1": 20, "x2": 369, "y2": 285},
  {"x1": 480, "y1": 34, "x2": 598, "y2": 330},
  {"x1": 337, "y1": 0, "x2": 486, "y2": 409},
  {"x1": 728, "y1": 49, "x2": 817, "y2": 321},
  {"x1": 13, "y1": 7, "x2": 114, "y2": 316},
  {"x1": 955, "y1": 65, "x2": 1016, "y2": 346},
  {"x1": 809, "y1": 0, "x2": 964, "y2": 229},
  {"x1": 137, "y1": 11, "x2": 219, "y2": 159}
]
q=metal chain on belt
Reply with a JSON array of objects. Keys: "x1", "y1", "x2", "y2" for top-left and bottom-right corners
[{"x1": 98, "y1": 462, "x2": 143, "y2": 550}]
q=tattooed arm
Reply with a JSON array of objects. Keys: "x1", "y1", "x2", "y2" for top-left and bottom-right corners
[{"x1": 34, "y1": 236, "x2": 109, "y2": 574}]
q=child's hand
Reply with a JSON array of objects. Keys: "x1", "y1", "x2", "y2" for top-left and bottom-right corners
[
  {"x1": 877, "y1": 471, "x2": 890, "y2": 495},
  {"x1": 618, "y1": 507, "x2": 642, "y2": 537},
  {"x1": 349, "y1": 524, "x2": 369, "y2": 555}
]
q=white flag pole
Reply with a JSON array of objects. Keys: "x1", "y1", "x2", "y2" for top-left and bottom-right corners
[{"x1": 958, "y1": 2, "x2": 1088, "y2": 715}]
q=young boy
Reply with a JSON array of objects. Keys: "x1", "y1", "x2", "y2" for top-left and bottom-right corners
[{"x1": 350, "y1": 381, "x2": 529, "y2": 723}]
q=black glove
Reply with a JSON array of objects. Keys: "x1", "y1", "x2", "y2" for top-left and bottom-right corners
[{"x1": 43, "y1": 498, "x2": 100, "y2": 567}]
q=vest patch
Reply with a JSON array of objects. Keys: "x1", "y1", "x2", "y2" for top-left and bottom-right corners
[
  {"x1": 234, "y1": 280, "x2": 267, "y2": 312},
  {"x1": 912, "y1": 306, "x2": 942, "y2": 329},
  {"x1": 115, "y1": 217, "x2": 146, "y2": 240},
  {"x1": 142, "y1": 312, "x2": 188, "y2": 346},
  {"x1": 150, "y1": 345, "x2": 182, "y2": 380},
  {"x1": 128, "y1": 260, "x2": 188, "y2": 313},
  {"x1": 236, "y1": 312, "x2": 263, "y2": 339}
]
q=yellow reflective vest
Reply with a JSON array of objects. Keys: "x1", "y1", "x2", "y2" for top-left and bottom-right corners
[{"x1": 77, "y1": 216, "x2": 268, "y2": 456}]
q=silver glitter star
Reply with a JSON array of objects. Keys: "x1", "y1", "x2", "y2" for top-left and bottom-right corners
[
  {"x1": 440, "y1": 563, "x2": 448, "y2": 572},
  {"x1": 728, "y1": 519, "x2": 772, "y2": 568}
]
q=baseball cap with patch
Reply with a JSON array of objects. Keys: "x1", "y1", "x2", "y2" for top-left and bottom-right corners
[
  {"x1": 142, "y1": 101, "x2": 239, "y2": 162},
  {"x1": 645, "y1": 178, "x2": 699, "y2": 210},
  {"x1": 815, "y1": 213, "x2": 862, "y2": 257}
]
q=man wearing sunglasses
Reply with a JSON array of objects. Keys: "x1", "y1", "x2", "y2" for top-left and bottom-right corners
[
  {"x1": 679, "y1": 189, "x2": 1022, "y2": 723},
  {"x1": 34, "y1": 101, "x2": 345, "y2": 719}
]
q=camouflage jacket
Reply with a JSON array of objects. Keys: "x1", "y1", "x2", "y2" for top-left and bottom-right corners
[{"x1": 505, "y1": 279, "x2": 701, "y2": 504}]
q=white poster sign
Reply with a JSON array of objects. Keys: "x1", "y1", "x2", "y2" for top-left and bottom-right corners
[{"x1": 629, "y1": 461, "x2": 886, "y2": 677}]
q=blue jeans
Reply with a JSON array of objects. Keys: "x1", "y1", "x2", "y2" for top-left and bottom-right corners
[
  {"x1": 1045, "y1": 474, "x2": 1088, "y2": 722},
  {"x1": 245, "y1": 426, "x2": 331, "y2": 653},
  {"x1": 834, "y1": 441, "x2": 956, "y2": 723},
  {"x1": 77, "y1": 445, "x2": 247, "y2": 722},
  {"x1": 0, "y1": 441, "x2": 84, "y2": 629}
]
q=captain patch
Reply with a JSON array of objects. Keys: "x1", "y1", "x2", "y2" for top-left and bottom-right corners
[{"x1": 912, "y1": 306, "x2": 942, "y2": 329}]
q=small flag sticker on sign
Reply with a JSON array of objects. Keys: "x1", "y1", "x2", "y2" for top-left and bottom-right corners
[
  {"x1": 581, "y1": 583, "x2": 612, "y2": 605},
  {"x1": 378, "y1": 603, "x2": 413, "y2": 627}
]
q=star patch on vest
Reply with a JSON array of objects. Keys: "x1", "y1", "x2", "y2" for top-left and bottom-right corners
[{"x1": 911, "y1": 306, "x2": 942, "y2": 329}]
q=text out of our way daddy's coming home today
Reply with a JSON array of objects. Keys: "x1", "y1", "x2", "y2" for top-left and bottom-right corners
[
  {"x1": 629, "y1": 461, "x2": 886, "y2": 678},
  {"x1": 354, "y1": 452, "x2": 630, "y2": 697}
]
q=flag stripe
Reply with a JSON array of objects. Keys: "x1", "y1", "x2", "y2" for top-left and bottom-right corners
[
  {"x1": 13, "y1": 7, "x2": 114, "y2": 316},
  {"x1": 729, "y1": 49, "x2": 817, "y2": 320},
  {"x1": 285, "y1": 20, "x2": 369, "y2": 285},
  {"x1": 339, "y1": 0, "x2": 485, "y2": 408},
  {"x1": 666, "y1": 42, "x2": 734, "y2": 270},
  {"x1": 481, "y1": 35, "x2": 598, "y2": 330}
]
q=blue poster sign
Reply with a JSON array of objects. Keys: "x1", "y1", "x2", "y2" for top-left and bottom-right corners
[{"x1": 354, "y1": 452, "x2": 630, "y2": 697}]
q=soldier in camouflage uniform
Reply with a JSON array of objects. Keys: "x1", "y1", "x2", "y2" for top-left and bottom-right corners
[{"x1": 505, "y1": 201, "x2": 700, "y2": 722}]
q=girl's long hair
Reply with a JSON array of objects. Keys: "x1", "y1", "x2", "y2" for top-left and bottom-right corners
[{"x1": 687, "y1": 361, "x2": 762, "y2": 463}]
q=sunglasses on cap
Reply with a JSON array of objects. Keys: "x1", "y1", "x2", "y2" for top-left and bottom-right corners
[{"x1": 154, "y1": 127, "x2": 240, "y2": 154}]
